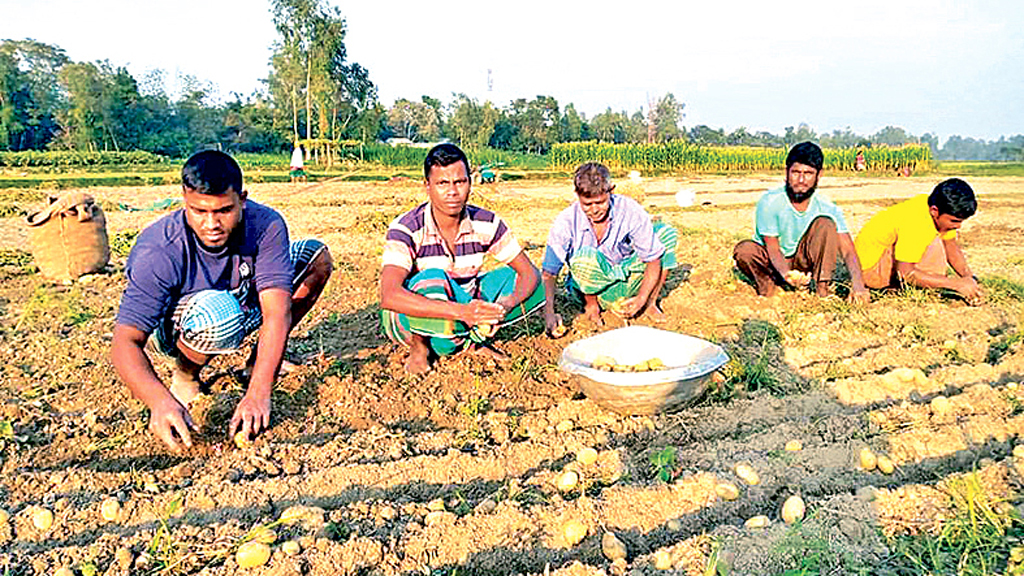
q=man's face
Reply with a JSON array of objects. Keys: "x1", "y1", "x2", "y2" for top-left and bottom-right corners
[
  {"x1": 579, "y1": 191, "x2": 611, "y2": 224},
  {"x1": 183, "y1": 187, "x2": 246, "y2": 250},
  {"x1": 425, "y1": 162, "x2": 471, "y2": 219},
  {"x1": 930, "y1": 205, "x2": 966, "y2": 234},
  {"x1": 785, "y1": 162, "x2": 820, "y2": 203}
]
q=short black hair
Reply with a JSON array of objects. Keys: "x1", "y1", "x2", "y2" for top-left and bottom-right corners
[
  {"x1": 928, "y1": 178, "x2": 977, "y2": 219},
  {"x1": 182, "y1": 150, "x2": 243, "y2": 195},
  {"x1": 574, "y1": 162, "x2": 614, "y2": 198},
  {"x1": 786, "y1": 141, "x2": 824, "y2": 171},
  {"x1": 424, "y1": 143, "x2": 470, "y2": 180}
]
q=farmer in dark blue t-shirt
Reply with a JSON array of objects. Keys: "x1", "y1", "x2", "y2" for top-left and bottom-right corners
[{"x1": 111, "y1": 150, "x2": 332, "y2": 452}]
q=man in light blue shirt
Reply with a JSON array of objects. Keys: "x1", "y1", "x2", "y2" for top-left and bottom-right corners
[
  {"x1": 542, "y1": 163, "x2": 678, "y2": 332},
  {"x1": 733, "y1": 142, "x2": 868, "y2": 302}
]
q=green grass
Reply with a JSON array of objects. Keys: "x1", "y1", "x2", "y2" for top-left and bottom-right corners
[
  {"x1": 932, "y1": 161, "x2": 1024, "y2": 177},
  {"x1": 886, "y1": 470, "x2": 1023, "y2": 575}
]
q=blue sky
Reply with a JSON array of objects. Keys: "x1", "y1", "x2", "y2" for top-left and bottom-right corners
[{"x1": 3, "y1": 0, "x2": 1022, "y2": 143}]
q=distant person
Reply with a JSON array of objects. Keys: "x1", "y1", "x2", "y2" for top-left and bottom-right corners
[
  {"x1": 379, "y1": 143, "x2": 543, "y2": 374},
  {"x1": 855, "y1": 150, "x2": 866, "y2": 172},
  {"x1": 111, "y1": 150, "x2": 333, "y2": 452},
  {"x1": 290, "y1": 143, "x2": 306, "y2": 183},
  {"x1": 733, "y1": 142, "x2": 869, "y2": 302},
  {"x1": 541, "y1": 162, "x2": 678, "y2": 332},
  {"x1": 855, "y1": 178, "x2": 982, "y2": 304}
]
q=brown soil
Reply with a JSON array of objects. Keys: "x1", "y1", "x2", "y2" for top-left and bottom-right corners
[{"x1": 0, "y1": 173, "x2": 1023, "y2": 575}]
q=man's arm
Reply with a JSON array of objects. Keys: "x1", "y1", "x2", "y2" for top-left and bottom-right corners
[
  {"x1": 111, "y1": 324, "x2": 194, "y2": 452},
  {"x1": 495, "y1": 251, "x2": 540, "y2": 314},
  {"x1": 896, "y1": 239, "x2": 982, "y2": 302},
  {"x1": 230, "y1": 287, "x2": 290, "y2": 438},
  {"x1": 541, "y1": 271, "x2": 562, "y2": 332},
  {"x1": 762, "y1": 236, "x2": 803, "y2": 285},
  {"x1": 838, "y1": 233, "x2": 870, "y2": 303},
  {"x1": 379, "y1": 265, "x2": 505, "y2": 326}
]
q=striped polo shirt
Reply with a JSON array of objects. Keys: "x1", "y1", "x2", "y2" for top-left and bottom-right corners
[{"x1": 382, "y1": 202, "x2": 522, "y2": 295}]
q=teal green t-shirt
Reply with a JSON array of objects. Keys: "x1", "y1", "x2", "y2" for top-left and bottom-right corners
[{"x1": 752, "y1": 187, "x2": 849, "y2": 257}]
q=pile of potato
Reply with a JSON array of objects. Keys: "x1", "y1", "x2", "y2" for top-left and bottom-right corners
[{"x1": 591, "y1": 355, "x2": 666, "y2": 372}]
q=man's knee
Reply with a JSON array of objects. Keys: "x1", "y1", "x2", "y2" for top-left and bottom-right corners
[
  {"x1": 305, "y1": 246, "x2": 333, "y2": 287},
  {"x1": 733, "y1": 240, "x2": 762, "y2": 264},
  {"x1": 808, "y1": 216, "x2": 838, "y2": 235}
]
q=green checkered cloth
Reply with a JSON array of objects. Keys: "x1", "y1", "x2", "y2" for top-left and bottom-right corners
[
  {"x1": 381, "y1": 266, "x2": 544, "y2": 356},
  {"x1": 567, "y1": 221, "x2": 678, "y2": 308}
]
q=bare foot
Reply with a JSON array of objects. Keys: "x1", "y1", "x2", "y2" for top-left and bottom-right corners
[
  {"x1": 404, "y1": 337, "x2": 432, "y2": 375},
  {"x1": 642, "y1": 303, "x2": 667, "y2": 323},
  {"x1": 582, "y1": 305, "x2": 605, "y2": 326},
  {"x1": 170, "y1": 368, "x2": 201, "y2": 406}
]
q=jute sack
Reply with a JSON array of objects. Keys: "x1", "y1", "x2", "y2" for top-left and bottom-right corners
[{"x1": 26, "y1": 192, "x2": 110, "y2": 281}]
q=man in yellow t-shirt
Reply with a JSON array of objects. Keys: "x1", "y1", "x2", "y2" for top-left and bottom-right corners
[{"x1": 855, "y1": 178, "x2": 982, "y2": 304}]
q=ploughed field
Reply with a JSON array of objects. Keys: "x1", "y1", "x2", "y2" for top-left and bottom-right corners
[{"x1": 0, "y1": 173, "x2": 1023, "y2": 575}]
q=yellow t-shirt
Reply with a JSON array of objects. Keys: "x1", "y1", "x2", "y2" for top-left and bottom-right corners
[{"x1": 855, "y1": 194, "x2": 957, "y2": 270}]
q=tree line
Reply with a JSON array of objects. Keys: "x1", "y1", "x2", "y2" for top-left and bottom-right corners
[{"x1": 1, "y1": 0, "x2": 1022, "y2": 161}]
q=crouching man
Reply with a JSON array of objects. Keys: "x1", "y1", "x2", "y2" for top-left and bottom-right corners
[
  {"x1": 541, "y1": 162, "x2": 679, "y2": 331},
  {"x1": 111, "y1": 150, "x2": 332, "y2": 452},
  {"x1": 379, "y1": 143, "x2": 543, "y2": 374},
  {"x1": 855, "y1": 178, "x2": 983, "y2": 304}
]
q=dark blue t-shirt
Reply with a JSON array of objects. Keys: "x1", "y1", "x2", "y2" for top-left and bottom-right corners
[{"x1": 116, "y1": 200, "x2": 293, "y2": 334}]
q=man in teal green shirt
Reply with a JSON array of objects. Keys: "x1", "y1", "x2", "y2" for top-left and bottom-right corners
[{"x1": 733, "y1": 142, "x2": 868, "y2": 302}]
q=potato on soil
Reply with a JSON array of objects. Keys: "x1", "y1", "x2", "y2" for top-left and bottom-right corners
[
  {"x1": 100, "y1": 498, "x2": 120, "y2": 522},
  {"x1": 781, "y1": 495, "x2": 805, "y2": 524},
  {"x1": 877, "y1": 455, "x2": 895, "y2": 475},
  {"x1": 549, "y1": 323, "x2": 568, "y2": 338},
  {"x1": 602, "y1": 531, "x2": 627, "y2": 561},
  {"x1": 282, "y1": 540, "x2": 301, "y2": 556},
  {"x1": 53, "y1": 568, "x2": 73, "y2": 576},
  {"x1": 860, "y1": 447, "x2": 877, "y2": 471},
  {"x1": 653, "y1": 549, "x2": 673, "y2": 570},
  {"x1": 734, "y1": 463, "x2": 760, "y2": 485},
  {"x1": 32, "y1": 508, "x2": 54, "y2": 531},
  {"x1": 236, "y1": 541, "x2": 272, "y2": 568},
  {"x1": 475, "y1": 323, "x2": 496, "y2": 338},
  {"x1": 785, "y1": 440, "x2": 803, "y2": 451},
  {"x1": 744, "y1": 515, "x2": 770, "y2": 529},
  {"x1": 592, "y1": 355, "x2": 616, "y2": 371},
  {"x1": 0, "y1": 509, "x2": 9, "y2": 525},
  {"x1": 563, "y1": 519, "x2": 587, "y2": 546},
  {"x1": 557, "y1": 470, "x2": 580, "y2": 492},
  {"x1": 715, "y1": 482, "x2": 740, "y2": 501},
  {"x1": 233, "y1": 431, "x2": 252, "y2": 450},
  {"x1": 577, "y1": 447, "x2": 599, "y2": 466}
]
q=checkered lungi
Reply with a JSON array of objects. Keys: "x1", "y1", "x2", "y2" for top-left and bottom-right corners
[
  {"x1": 380, "y1": 267, "x2": 545, "y2": 356},
  {"x1": 153, "y1": 239, "x2": 326, "y2": 356},
  {"x1": 566, "y1": 221, "x2": 678, "y2": 308}
]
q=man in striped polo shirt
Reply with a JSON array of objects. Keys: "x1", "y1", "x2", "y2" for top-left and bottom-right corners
[{"x1": 380, "y1": 143, "x2": 543, "y2": 374}]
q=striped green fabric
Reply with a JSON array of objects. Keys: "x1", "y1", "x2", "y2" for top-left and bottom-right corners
[
  {"x1": 381, "y1": 267, "x2": 544, "y2": 356},
  {"x1": 567, "y1": 221, "x2": 678, "y2": 308}
]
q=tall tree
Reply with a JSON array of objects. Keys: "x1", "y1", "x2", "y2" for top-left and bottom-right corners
[
  {"x1": 447, "y1": 94, "x2": 498, "y2": 149},
  {"x1": 648, "y1": 93, "x2": 685, "y2": 142},
  {"x1": 0, "y1": 40, "x2": 68, "y2": 150}
]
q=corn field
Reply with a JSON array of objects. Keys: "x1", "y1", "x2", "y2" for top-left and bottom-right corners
[{"x1": 549, "y1": 141, "x2": 931, "y2": 173}]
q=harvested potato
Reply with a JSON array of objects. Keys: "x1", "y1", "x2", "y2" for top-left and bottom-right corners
[
  {"x1": 282, "y1": 540, "x2": 301, "y2": 556},
  {"x1": 744, "y1": 515, "x2": 770, "y2": 529},
  {"x1": 653, "y1": 548, "x2": 673, "y2": 570},
  {"x1": 549, "y1": 324, "x2": 568, "y2": 338},
  {"x1": 592, "y1": 355, "x2": 616, "y2": 371},
  {"x1": 1014, "y1": 445, "x2": 1024, "y2": 459},
  {"x1": 557, "y1": 471, "x2": 580, "y2": 492},
  {"x1": 601, "y1": 531, "x2": 627, "y2": 561},
  {"x1": 577, "y1": 447, "x2": 599, "y2": 466},
  {"x1": 53, "y1": 568, "x2": 73, "y2": 576},
  {"x1": 32, "y1": 508, "x2": 54, "y2": 531},
  {"x1": 563, "y1": 519, "x2": 587, "y2": 546},
  {"x1": 877, "y1": 455, "x2": 895, "y2": 475},
  {"x1": 781, "y1": 495, "x2": 805, "y2": 524},
  {"x1": 785, "y1": 440, "x2": 803, "y2": 451},
  {"x1": 930, "y1": 395, "x2": 951, "y2": 416},
  {"x1": 475, "y1": 323, "x2": 496, "y2": 339},
  {"x1": 0, "y1": 509, "x2": 9, "y2": 525},
  {"x1": 100, "y1": 498, "x2": 120, "y2": 522},
  {"x1": 715, "y1": 482, "x2": 740, "y2": 501},
  {"x1": 236, "y1": 541, "x2": 271, "y2": 568},
  {"x1": 555, "y1": 419, "x2": 574, "y2": 433},
  {"x1": 233, "y1": 431, "x2": 252, "y2": 450},
  {"x1": 611, "y1": 363, "x2": 634, "y2": 372},
  {"x1": 734, "y1": 463, "x2": 760, "y2": 485},
  {"x1": 647, "y1": 357, "x2": 666, "y2": 370},
  {"x1": 860, "y1": 448, "x2": 877, "y2": 471},
  {"x1": 251, "y1": 526, "x2": 276, "y2": 544}
]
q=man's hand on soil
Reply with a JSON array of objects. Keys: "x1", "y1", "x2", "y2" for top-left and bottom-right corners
[
  {"x1": 230, "y1": 391, "x2": 270, "y2": 440},
  {"x1": 149, "y1": 395, "x2": 194, "y2": 453}
]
